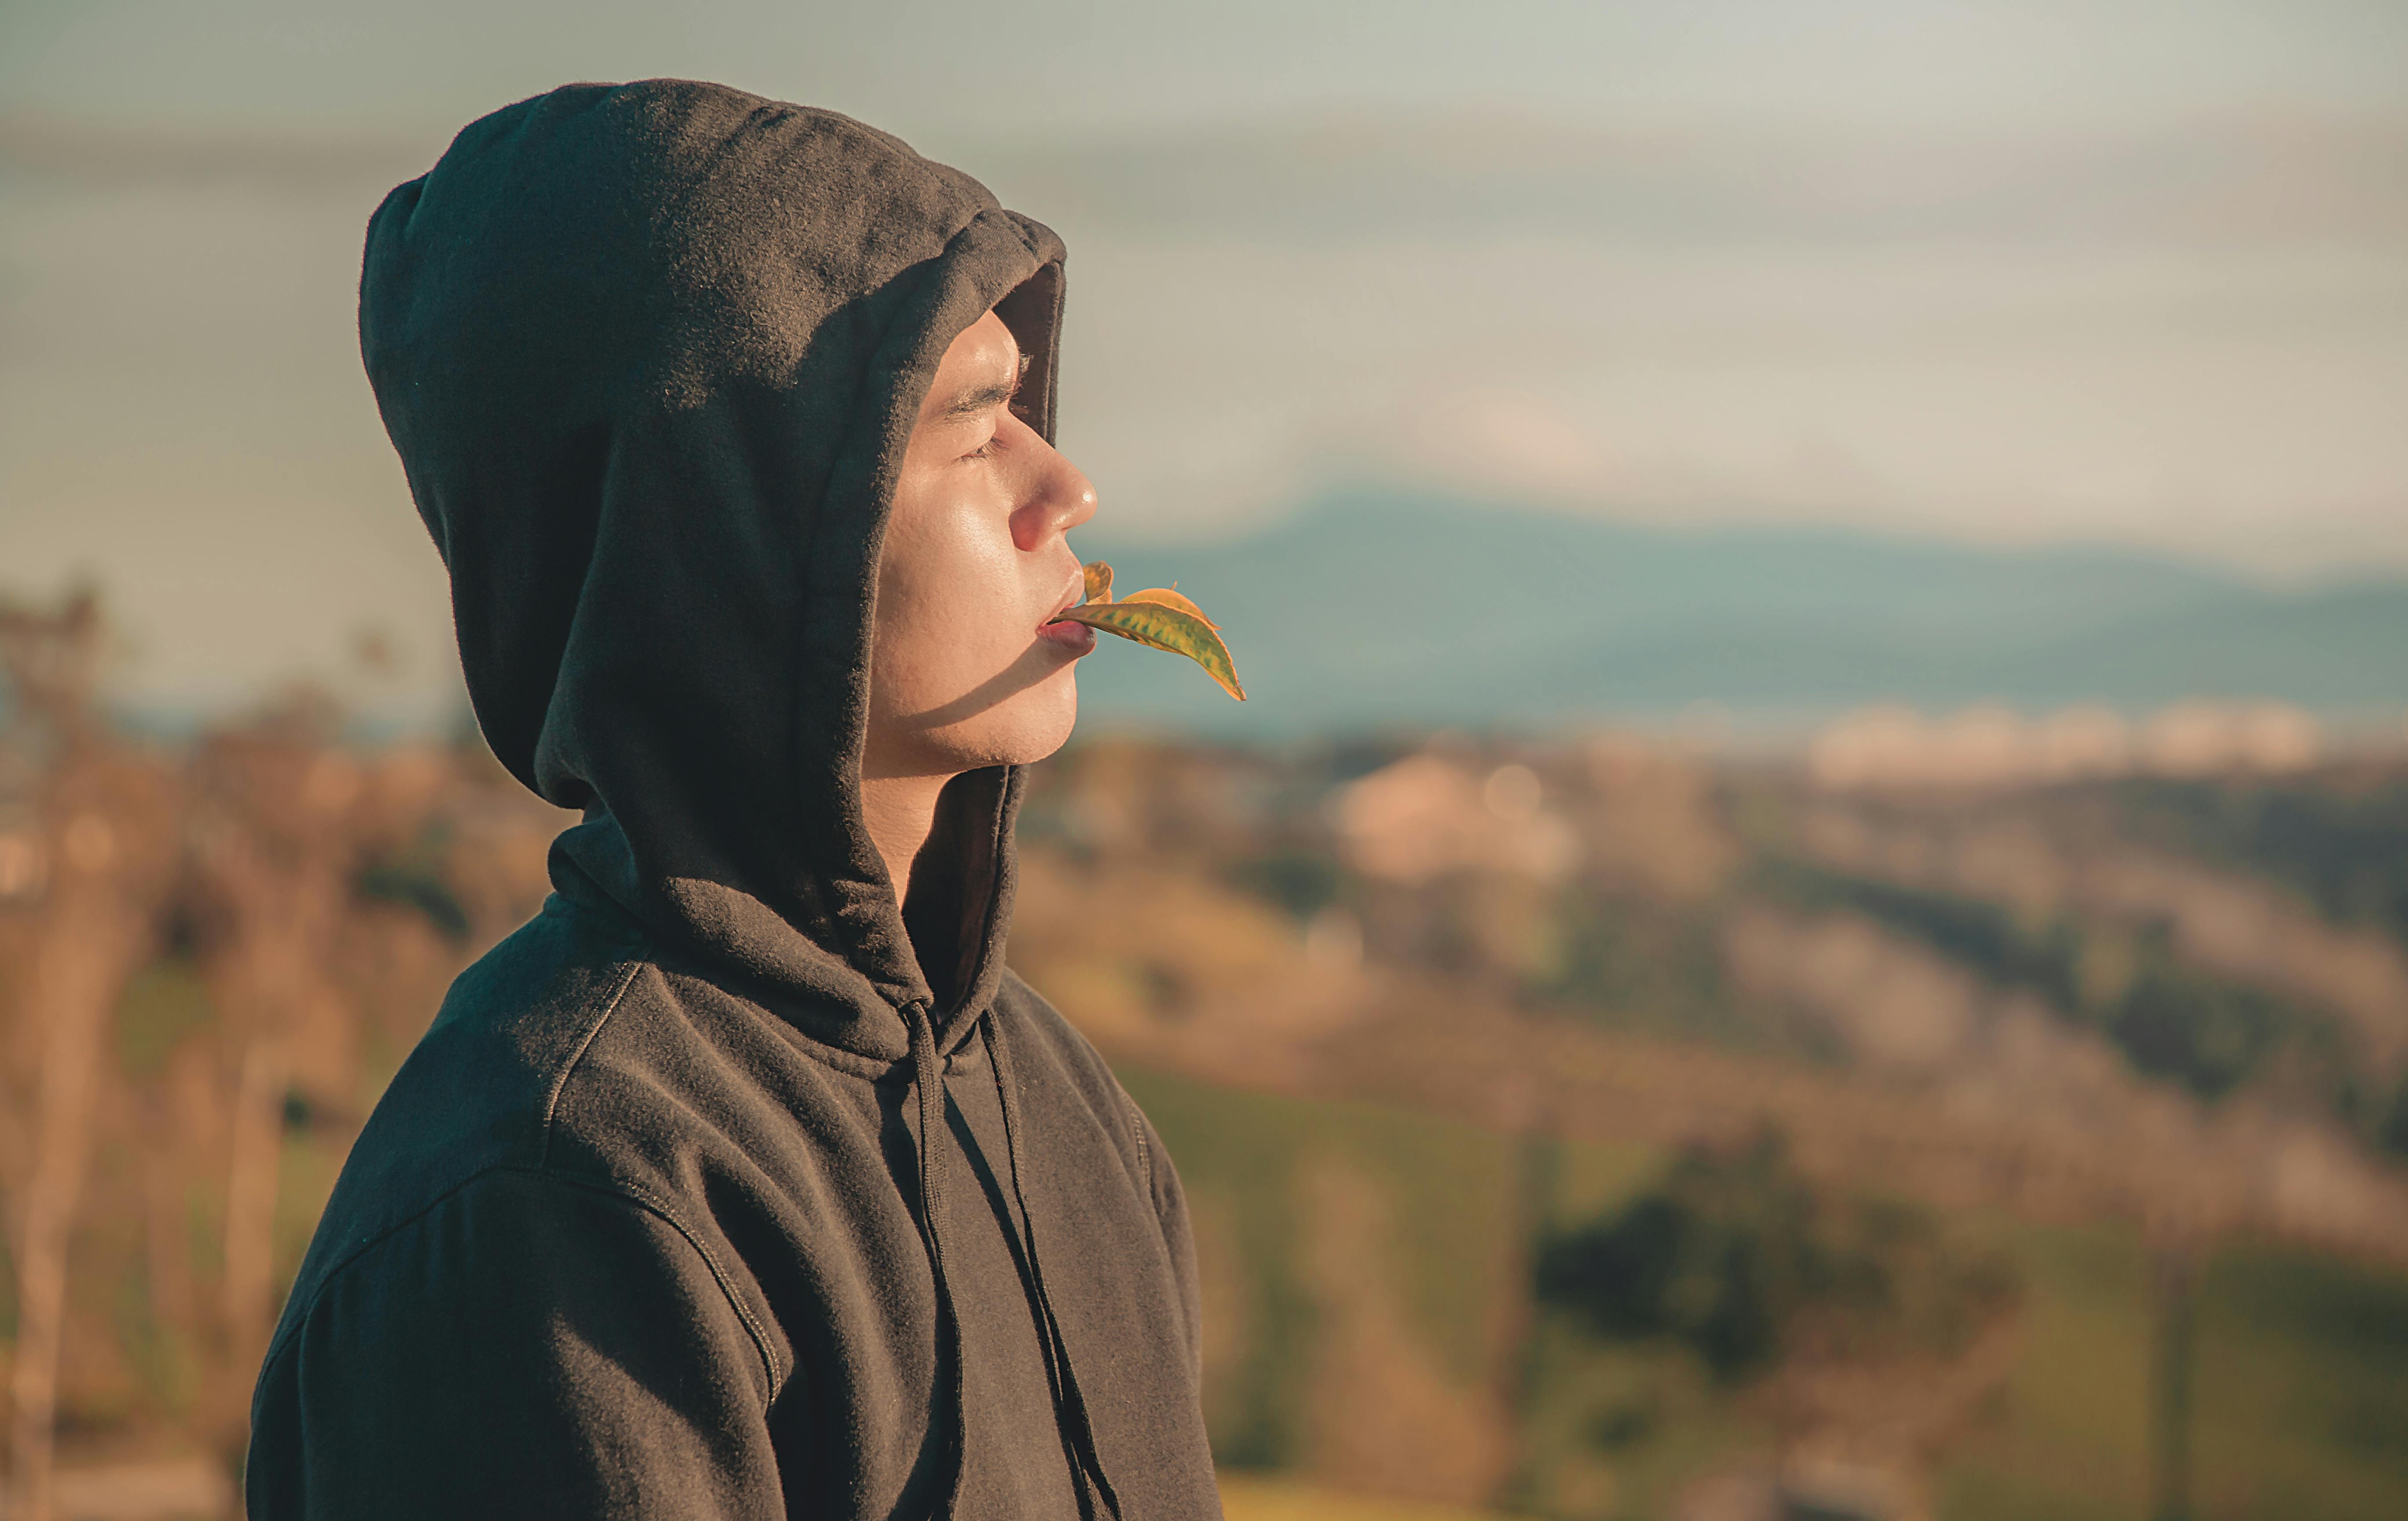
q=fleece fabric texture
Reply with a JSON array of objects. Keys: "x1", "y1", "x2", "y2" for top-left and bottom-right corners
[{"x1": 245, "y1": 80, "x2": 1222, "y2": 1521}]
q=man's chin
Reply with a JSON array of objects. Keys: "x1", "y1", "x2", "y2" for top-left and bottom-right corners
[
  {"x1": 998, "y1": 680, "x2": 1079, "y2": 768},
  {"x1": 925, "y1": 680, "x2": 1079, "y2": 773}
]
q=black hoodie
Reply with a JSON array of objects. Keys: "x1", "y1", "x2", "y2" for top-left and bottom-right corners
[{"x1": 245, "y1": 80, "x2": 1222, "y2": 1520}]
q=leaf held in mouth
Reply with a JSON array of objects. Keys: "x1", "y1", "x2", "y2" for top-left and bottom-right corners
[
  {"x1": 1118, "y1": 586, "x2": 1219, "y2": 629},
  {"x1": 1050, "y1": 560, "x2": 1246, "y2": 701}
]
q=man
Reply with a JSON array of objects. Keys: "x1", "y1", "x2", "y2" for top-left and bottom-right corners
[{"x1": 246, "y1": 80, "x2": 1222, "y2": 1519}]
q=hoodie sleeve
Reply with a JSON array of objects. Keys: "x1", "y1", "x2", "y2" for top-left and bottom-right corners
[{"x1": 246, "y1": 1167, "x2": 785, "y2": 1521}]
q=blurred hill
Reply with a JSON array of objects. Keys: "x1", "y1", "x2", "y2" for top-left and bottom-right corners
[
  {"x1": 1075, "y1": 489, "x2": 2408, "y2": 735},
  {"x1": 7, "y1": 581, "x2": 2408, "y2": 1515},
  {"x1": 1002, "y1": 733, "x2": 2408, "y2": 1517}
]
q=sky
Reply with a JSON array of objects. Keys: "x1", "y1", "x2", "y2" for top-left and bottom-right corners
[
  {"x1": 9, "y1": 0, "x2": 2408, "y2": 135},
  {"x1": 1, "y1": 0, "x2": 2404, "y2": 719}
]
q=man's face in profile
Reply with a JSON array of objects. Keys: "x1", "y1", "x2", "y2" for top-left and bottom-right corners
[{"x1": 864, "y1": 309, "x2": 1098, "y2": 782}]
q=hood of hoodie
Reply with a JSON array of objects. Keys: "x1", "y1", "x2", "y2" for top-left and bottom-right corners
[{"x1": 362, "y1": 80, "x2": 1066, "y2": 1062}]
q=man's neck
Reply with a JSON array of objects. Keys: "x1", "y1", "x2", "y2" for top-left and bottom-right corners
[{"x1": 858, "y1": 771, "x2": 954, "y2": 904}]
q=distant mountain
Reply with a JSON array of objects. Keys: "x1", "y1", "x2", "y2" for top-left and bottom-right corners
[{"x1": 1068, "y1": 489, "x2": 2408, "y2": 735}]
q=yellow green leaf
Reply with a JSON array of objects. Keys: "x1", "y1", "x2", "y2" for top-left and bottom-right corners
[
  {"x1": 1082, "y1": 560, "x2": 1115, "y2": 605},
  {"x1": 1119, "y1": 586, "x2": 1220, "y2": 629},
  {"x1": 1050, "y1": 597, "x2": 1246, "y2": 702}
]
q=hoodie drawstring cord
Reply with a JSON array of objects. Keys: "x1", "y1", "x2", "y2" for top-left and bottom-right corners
[
  {"x1": 903, "y1": 999, "x2": 968, "y2": 1519},
  {"x1": 982, "y1": 1014, "x2": 1125, "y2": 1521}
]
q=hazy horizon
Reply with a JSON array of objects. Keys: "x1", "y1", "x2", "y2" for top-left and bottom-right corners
[{"x1": 3, "y1": 0, "x2": 2402, "y2": 720}]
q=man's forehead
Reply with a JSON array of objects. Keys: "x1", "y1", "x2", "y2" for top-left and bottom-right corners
[
  {"x1": 925, "y1": 312, "x2": 1025, "y2": 419},
  {"x1": 954, "y1": 312, "x2": 1020, "y2": 375}
]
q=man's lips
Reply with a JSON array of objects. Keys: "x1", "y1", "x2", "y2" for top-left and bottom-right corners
[
  {"x1": 1045, "y1": 571, "x2": 1086, "y2": 623},
  {"x1": 1039, "y1": 573, "x2": 1095, "y2": 652},
  {"x1": 1039, "y1": 619, "x2": 1095, "y2": 652}
]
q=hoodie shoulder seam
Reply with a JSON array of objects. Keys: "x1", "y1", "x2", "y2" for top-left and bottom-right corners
[
  {"x1": 539, "y1": 955, "x2": 647, "y2": 1168},
  {"x1": 536, "y1": 1167, "x2": 789, "y2": 1402},
  {"x1": 255, "y1": 1164, "x2": 786, "y2": 1405},
  {"x1": 1123, "y1": 1088, "x2": 1154, "y2": 1196}
]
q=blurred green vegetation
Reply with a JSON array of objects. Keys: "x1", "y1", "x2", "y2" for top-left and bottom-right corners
[
  {"x1": 1127, "y1": 1065, "x2": 2408, "y2": 1520},
  {"x1": 1760, "y1": 860, "x2": 2358, "y2": 1113},
  {"x1": 2121, "y1": 775, "x2": 2408, "y2": 953},
  {"x1": 14, "y1": 722, "x2": 2408, "y2": 1515},
  {"x1": 1537, "y1": 1132, "x2": 2019, "y2": 1383}
]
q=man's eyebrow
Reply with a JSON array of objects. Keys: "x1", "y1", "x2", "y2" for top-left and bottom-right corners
[{"x1": 938, "y1": 377, "x2": 1020, "y2": 421}]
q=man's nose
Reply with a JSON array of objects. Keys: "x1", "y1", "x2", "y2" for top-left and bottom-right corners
[{"x1": 1012, "y1": 445, "x2": 1097, "y2": 552}]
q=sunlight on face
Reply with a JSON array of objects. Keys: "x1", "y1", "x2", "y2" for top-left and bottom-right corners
[{"x1": 864, "y1": 309, "x2": 1098, "y2": 781}]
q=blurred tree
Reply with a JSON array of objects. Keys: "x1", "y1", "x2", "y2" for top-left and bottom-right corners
[
  {"x1": 0, "y1": 588, "x2": 182, "y2": 1521},
  {"x1": 1533, "y1": 1132, "x2": 2024, "y2": 1516},
  {"x1": 1535, "y1": 1132, "x2": 2018, "y2": 1384},
  {"x1": 186, "y1": 687, "x2": 407, "y2": 1422}
]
